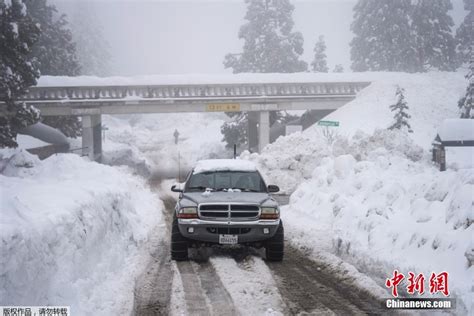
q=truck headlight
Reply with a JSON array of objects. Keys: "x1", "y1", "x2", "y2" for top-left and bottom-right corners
[
  {"x1": 177, "y1": 206, "x2": 198, "y2": 219},
  {"x1": 260, "y1": 207, "x2": 279, "y2": 219}
]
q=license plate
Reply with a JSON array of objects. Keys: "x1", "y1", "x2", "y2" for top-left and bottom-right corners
[{"x1": 219, "y1": 234, "x2": 238, "y2": 245}]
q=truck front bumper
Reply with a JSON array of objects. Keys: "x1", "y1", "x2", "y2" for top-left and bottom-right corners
[{"x1": 177, "y1": 218, "x2": 281, "y2": 244}]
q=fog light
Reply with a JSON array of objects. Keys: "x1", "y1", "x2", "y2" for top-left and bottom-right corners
[
  {"x1": 188, "y1": 227, "x2": 194, "y2": 233},
  {"x1": 263, "y1": 228, "x2": 270, "y2": 234}
]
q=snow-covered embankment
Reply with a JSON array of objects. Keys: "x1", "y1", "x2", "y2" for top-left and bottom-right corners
[
  {"x1": 242, "y1": 71, "x2": 473, "y2": 313},
  {"x1": 0, "y1": 150, "x2": 164, "y2": 315}
]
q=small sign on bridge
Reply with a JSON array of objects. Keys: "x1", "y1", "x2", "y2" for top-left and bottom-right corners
[
  {"x1": 206, "y1": 103, "x2": 241, "y2": 112},
  {"x1": 318, "y1": 120, "x2": 340, "y2": 127}
]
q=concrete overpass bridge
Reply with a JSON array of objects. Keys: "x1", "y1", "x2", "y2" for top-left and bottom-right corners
[{"x1": 10, "y1": 75, "x2": 371, "y2": 161}]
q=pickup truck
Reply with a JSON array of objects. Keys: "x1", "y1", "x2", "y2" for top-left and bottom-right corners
[{"x1": 170, "y1": 159, "x2": 284, "y2": 261}]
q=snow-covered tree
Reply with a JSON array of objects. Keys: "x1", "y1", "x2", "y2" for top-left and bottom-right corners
[
  {"x1": 389, "y1": 86, "x2": 412, "y2": 132},
  {"x1": 26, "y1": 0, "x2": 81, "y2": 137},
  {"x1": 411, "y1": 0, "x2": 457, "y2": 71},
  {"x1": 0, "y1": 0, "x2": 41, "y2": 147},
  {"x1": 224, "y1": 0, "x2": 307, "y2": 73},
  {"x1": 311, "y1": 35, "x2": 328, "y2": 73},
  {"x1": 221, "y1": 111, "x2": 297, "y2": 150},
  {"x1": 333, "y1": 64, "x2": 344, "y2": 73},
  {"x1": 221, "y1": 113, "x2": 248, "y2": 150},
  {"x1": 350, "y1": 0, "x2": 417, "y2": 72},
  {"x1": 351, "y1": 0, "x2": 458, "y2": 72},
  {"x1": 27, "y1": 0, "x2": 80, "y2": 76},
  {"x1": 458, "y1": 58, "x2": 473, "y2": 118},
  {"x1": 455, "y1": 0, "x2": 474, "y2": 65},
  {"x1": 222, "y1": 0, "x2": 306, "y2": 149}
]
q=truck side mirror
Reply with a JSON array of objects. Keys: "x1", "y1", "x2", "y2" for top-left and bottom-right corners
[
  {"x1": 267, "y1": 185, "x2": 280, "y2": 193},
  {"x1": 171, "y1": 184, "x2": 183, "y2": 193}
]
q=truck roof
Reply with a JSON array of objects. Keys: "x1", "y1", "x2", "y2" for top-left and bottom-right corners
[{"x1": 193, "y1": 159, "x2": 258, "y2": 174}]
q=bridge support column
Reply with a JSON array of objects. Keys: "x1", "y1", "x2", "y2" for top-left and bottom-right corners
[
  {"x1": 258, "y1": 111, "x2": 270, "y2": 153},
  {"x1": 248, "y1": 112, "x2": 259, "y2": 152},
  {"x1": 82, "y1": 114, "x2": 102, "y2": 162}
]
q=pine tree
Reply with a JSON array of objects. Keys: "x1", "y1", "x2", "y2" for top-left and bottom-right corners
[
  {"x1": 27, "y1": 0, "x2": 80, "y2": 76},
  {"x1": 455, "y1": 0, "x2": 474, "y2": 65},
  {"x1": 411, "y1": 0, "x2": 457, "y2": 71},
  {"x1": 222, "y1": 0, "x2": 306, "y2": 149},
  {"x1": 0, "y1": 0, "x2": 41, "y2": 148},
  {"x1": 26, "y1": 0, "x2": 82, "y2": 138},
  {"x1": 350, "y1": 0, "x2": 417, "y2": 72},
  {"x1": 221, "y1": 113, "x2": 248, "y2": 150},
  {"x1": 389, "y1": 86, "x2": 412, "y2": 132},
  {"x1": 458, "y1": 57, "x2": 473, "y2": 118},
  {"x1": 333, "y1": 64, "x2": 344, "y2": 73},
  {"x1": 311, "y1": 35, "x2": 328, "y2": 73},
  {"x1": 224, "y1": 0, "x2": 307, "y2": 73},
  {"x1": 221, "y1": 111, "x2": 297, "y2": 150}
]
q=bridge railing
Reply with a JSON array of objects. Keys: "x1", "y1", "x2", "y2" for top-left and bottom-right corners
[{"x1": 22, "y1": 82, "x2": 371, "y2": 101}]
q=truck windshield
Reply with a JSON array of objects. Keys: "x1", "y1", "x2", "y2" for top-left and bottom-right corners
[{"x1": 185, "y1": 171, "x2": 266, "y2": 192}]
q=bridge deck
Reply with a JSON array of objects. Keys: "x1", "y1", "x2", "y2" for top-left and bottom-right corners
[{"x1": 1, "y1": 77, "x2": 371, "y2": 116}]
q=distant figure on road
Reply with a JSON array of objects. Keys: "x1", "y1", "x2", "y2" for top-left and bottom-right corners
[{"x1": 173, "y1": 129, "x2": 180, "y2": 144}]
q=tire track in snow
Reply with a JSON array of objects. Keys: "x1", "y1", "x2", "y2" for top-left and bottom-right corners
[
  {"x1": 211, "y1": 255, "x2": 286, "y2": 315},
  {"x1": 133, "y1": 183, "x2": 175, "y2": 316},
  {"x1": 133, "y1": 239, "x2": 173, "y2": 316},
  {"x1": 267, "y1": 245, "x2": 387, "y2": 315},
  {"x1": 194, "y1": 261, "x2": 239, "y2": 316},
  {"x1": 176, "y1": 261, "x2": 211, "y2": 315}
]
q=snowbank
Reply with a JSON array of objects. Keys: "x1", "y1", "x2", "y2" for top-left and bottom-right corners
[
  {"x1": 244, "y1": 129, "x2": 473, "y2": 313},
  {"x1": 102, "y1": 112, "x2": 229, "y2": 178},
  {"x1": 283, "y1": 144, "x2": 472, "y2": 310},
  {"x1": 239, "y1": 71, "x2": 471, "y2": 312},
  {"x1": 0, "y1": 149, "x2": 164, "y2": 315}
]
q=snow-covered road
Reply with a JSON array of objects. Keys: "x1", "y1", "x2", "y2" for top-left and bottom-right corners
[{"x1": 133, "y1": 185, "x2": 386, "y2": 316}]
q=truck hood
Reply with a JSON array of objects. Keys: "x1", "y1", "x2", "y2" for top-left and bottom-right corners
[{"x1": 181, "y1": 191, "x2": 276, "y2": 206}]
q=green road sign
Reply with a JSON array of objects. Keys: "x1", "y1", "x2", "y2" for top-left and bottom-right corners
[{"x1": 318, "y1": 120, "x2": 340, "y2": 127}]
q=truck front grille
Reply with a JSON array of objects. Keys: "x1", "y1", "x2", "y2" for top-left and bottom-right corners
[
  {"x1": 198, "y1": 204, "x2": 260, "y2": 220},
  {"x1": 200, "y1": 204, "x2": 228, "y2": 218}
]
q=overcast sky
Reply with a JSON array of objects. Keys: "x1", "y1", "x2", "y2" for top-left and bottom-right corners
[{"x1": 55, "y1": 0, "x2": 468, "y2": 76}]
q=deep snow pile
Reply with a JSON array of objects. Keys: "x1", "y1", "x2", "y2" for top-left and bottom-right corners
[
  {"x1": 241, "y1": 71, "x2": 472, "y2": 312},
  {"x1": 281, "y1": 132, "x2": 472, "y2": 309},
  {"x1": 0, "y1": 149, "x2": 164, "y2": 315},
  {"x1": 246, "y1": 129, "x2": 473, "y2": 312},
  {"x1": 102, "y1": 112, "x2": 228, "y2": 177}
]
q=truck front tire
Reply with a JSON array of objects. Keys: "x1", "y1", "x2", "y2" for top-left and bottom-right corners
[
  {"x1": 171, "y1": 217, "x2": 189, "y2": 261},
  {"x1": 265, "y1": 222, "x2": 284, "y2": 261}
]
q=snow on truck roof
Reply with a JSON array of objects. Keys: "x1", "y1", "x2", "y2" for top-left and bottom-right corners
[{"x1": 193, "y1": 159, "x2": 258, "y2": 174}]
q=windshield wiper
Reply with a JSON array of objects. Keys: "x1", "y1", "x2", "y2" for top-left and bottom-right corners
[
  {"x1": 212, "y1": 188, "x2": 260, "y2": 192},
  {"x1": 187, "y1": 186, "x2": 213, "y2": 191},
  {"x1": 214, "y1": 188, "x2": 228, "y2": 192},
  {"x1": 231, "y1": 187, "x2": 260, "y2": 192}
]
